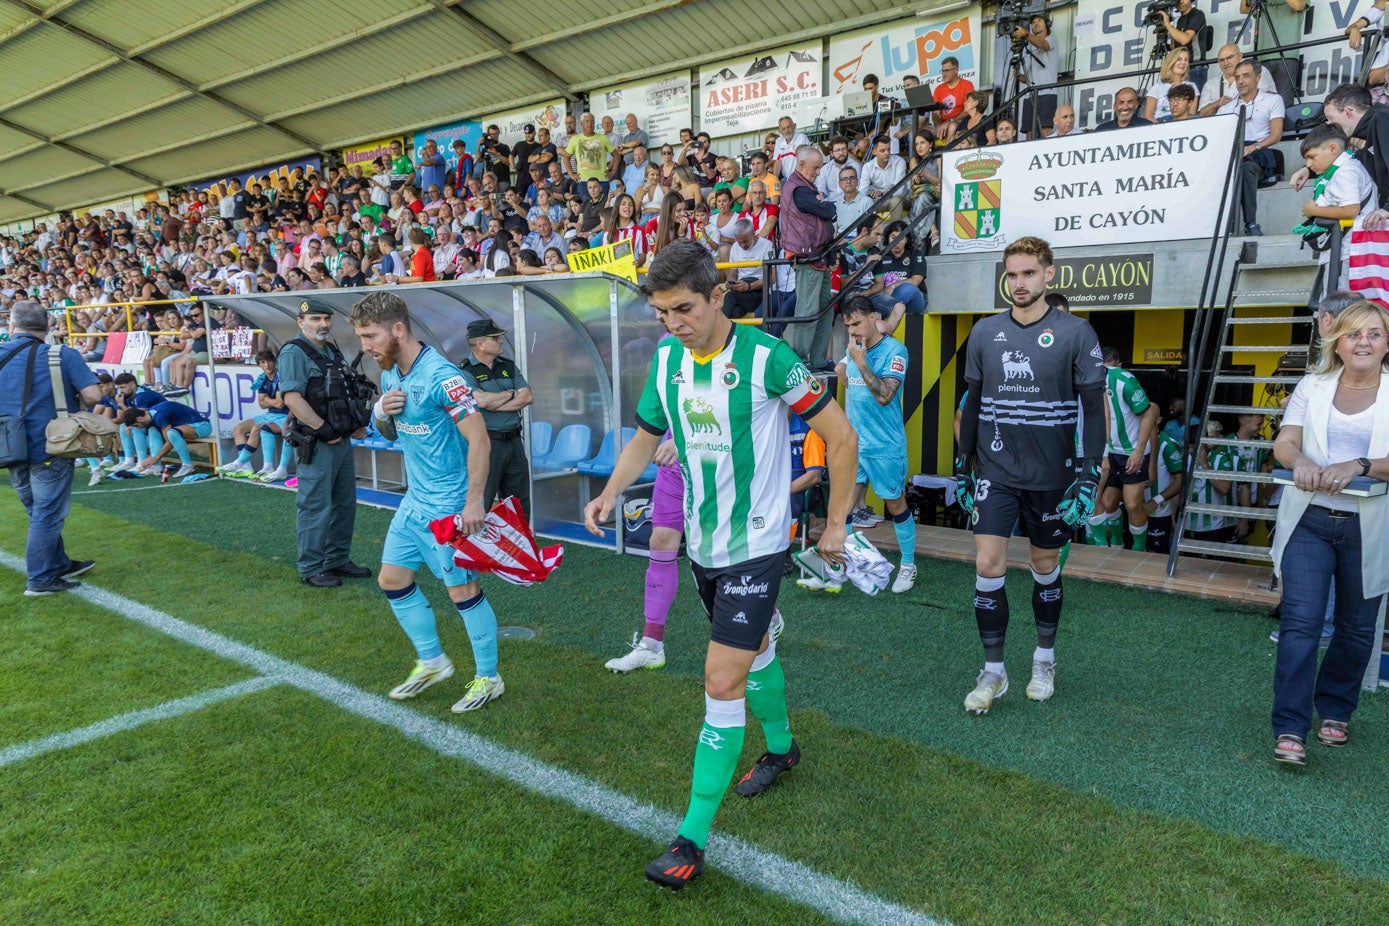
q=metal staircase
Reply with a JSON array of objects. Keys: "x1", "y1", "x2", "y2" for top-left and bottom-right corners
[{"x1": 1166, "y1": 241, "x2": 1318, "y2": 576}]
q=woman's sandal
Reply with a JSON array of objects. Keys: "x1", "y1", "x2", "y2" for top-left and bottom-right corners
[
  {"x1": 1274, "y1": 734, "x2": 1307, "y2": 766},
  {"x1": 1317, "y1": 720, "x2": 1349, "y2": 748}
]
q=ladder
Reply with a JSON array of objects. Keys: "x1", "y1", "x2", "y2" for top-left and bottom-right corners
[{"x1": 1166, "y1": 241, "x2": 1318, "y2": 576}]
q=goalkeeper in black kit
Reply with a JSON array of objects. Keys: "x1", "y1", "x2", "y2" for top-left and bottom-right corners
[{"x1": 953, "y1": 236, "x2": 1107, "y2": 714}]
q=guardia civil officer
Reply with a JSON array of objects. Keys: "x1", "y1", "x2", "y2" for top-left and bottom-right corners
[
  {"x1": 458, "y1": 319, "x2": 534, "y2": 519},
  {"x1": 279, "y1": 299, "x2": 373, "y2": 587}
]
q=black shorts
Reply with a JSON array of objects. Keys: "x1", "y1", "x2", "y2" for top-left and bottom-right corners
[
  {"x1": 971, "y1": 480, "x2": 1071, "y2": 549},
  {"x1": 690, "y1": 550, "x2": 785, "y2": 651},
  {"x1": 1103, "y1": 452, "x2": 1150, "y2": 490}
]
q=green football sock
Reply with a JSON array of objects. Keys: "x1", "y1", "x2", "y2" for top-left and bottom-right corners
[
  {"x1": 1129, "y1": 522, "x2": 1148, "y2": 552},
  {"x1": 745, "y1": 654, "x2": 794, "y2": 754},
  {"x1": 676, "y1": 698, "x2": 746, "y2": 850}
]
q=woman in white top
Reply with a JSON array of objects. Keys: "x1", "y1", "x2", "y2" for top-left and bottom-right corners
[
  {"x1": 1270, "y1": 300, "x2": 1389, "y2": 766},
  {"x1": 1145, "y1": 47, "x2": 1199, "y2": 123},
  {"x1": 635, "y1": 165, "x2": 664, "y2": 224}
]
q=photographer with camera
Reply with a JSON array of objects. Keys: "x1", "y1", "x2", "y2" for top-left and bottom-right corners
[
  {"x1": 1012, "y1": 13, "x2": 1059, "y2": 137},
  {"x1": 278, "y1": 299, "x2": 373, "y2": 588},
  {"x1": 476, "y1": 124, "x2": 513, "y2": 190},
  {"x1": 1156, "y1": 0, "x2": 1208, "y2": 85}
]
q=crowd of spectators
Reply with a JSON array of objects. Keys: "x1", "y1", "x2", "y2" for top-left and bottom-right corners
[{"x1": 0, "y1": 3, "x2": 1374, "y2": 365}]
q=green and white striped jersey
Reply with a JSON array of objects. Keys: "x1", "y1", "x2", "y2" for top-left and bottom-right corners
[
  {"x1": 1185, "y1": 448, "x2": 1235, "y2": 532},
  {"x1": 1104, "y1": 366, "x2": 1150, "y2": 455},
  {"x1": 1149, "y1": 431, "x2": 1185, "y2": 519},
  {"x1": 636, "y1": 327, "x2": 831, "y2": 568}
]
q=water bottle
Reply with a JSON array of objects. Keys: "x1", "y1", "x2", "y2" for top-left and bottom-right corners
[{"x1": 160, "y1": 465, "x2": 171, "y2": 484}]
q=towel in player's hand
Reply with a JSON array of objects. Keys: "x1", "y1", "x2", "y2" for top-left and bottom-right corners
[
  {"x1": 429, "y1": 496, "x2": 563, "y2": 586},
  {"x1": 1057, "y1": 458, "x2": 1102, "y2": 528},
  {"x1": 841, "y1": 531, "x2": 893, "y2": 596}
]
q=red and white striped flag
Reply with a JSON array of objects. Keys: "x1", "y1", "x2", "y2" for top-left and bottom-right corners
[
  {"x1": 1347, "y1": 230, "x2": 1389, "y2": 307},
  {"x1": 429, "y1": 497, "x2": 563, "y2": 586}
]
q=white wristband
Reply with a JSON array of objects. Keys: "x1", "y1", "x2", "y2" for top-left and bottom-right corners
[{"x1": 373, "y1": 397, "x2": 388, "y2": 420}]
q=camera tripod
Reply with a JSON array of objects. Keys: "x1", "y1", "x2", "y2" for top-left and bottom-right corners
[
  {"x1": 997, "y1": 37, "x2": 1030, "y2": 123},
  {"x1": 1138, "y1": 26, "x2": 1174, "y2": 96},
  {"x1": 1233, "y1": 0, "x2": 1304, "y2": 104}
]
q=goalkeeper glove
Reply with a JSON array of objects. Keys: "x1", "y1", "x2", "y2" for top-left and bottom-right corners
[
  {"x1": 1058, "y1": 458, "x2": 1102, "y2": 528},
  {"x1": 952, "y1": 455, "x2": 976, "y2": 519}
]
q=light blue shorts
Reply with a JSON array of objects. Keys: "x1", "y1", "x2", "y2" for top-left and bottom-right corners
[
  {"x1": 252, "y1": 412, "x2": 287, "y2": 427},
  {"x1": 857, "y1": 453, "x2": 907, "y2": 501},
  {"x1": 190, "y1": 420, "x2": 213, "y2": 439},
  {"x1": 383, "y1": 508, "x2": 477, "y2": 587}
]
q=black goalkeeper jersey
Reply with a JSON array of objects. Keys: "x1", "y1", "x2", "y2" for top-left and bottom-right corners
[{"x1": 964, "y1": 306, "x2": 1105, "y2": 491}]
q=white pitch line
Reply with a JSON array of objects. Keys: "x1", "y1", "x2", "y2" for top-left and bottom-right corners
[
  {"x1": 0, "y1": 551, "x2": 947, "y2": 926},
  {"x1": 0, "y1": 676, "x2": 280, "y2": 768},
  {"x1": 73, "y1": 480, "x2": 209, "y2": 495}
]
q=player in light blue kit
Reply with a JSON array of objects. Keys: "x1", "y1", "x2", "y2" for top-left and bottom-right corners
[
  {"x1": 835, "y1": 295, "x2": 916, "y2": 593},
  {"x1": 350, "y1": 292, "x2": 505, "y2": 713}
]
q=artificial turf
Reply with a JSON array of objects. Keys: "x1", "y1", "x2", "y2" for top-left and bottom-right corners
[{"x1": 3, "y1": 479, "x2": 1389, "y2": 924}]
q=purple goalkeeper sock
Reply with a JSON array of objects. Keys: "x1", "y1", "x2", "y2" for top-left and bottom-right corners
[{"x1": 643, "y1": 549, "x2": 679, "y2": 642}]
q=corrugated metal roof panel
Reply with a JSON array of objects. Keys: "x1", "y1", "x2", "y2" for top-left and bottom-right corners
[
  {"x1": 4, "y1": 65, "x2": 187, "y2": 139},
  {"x1": 141, "y1": 0, "x2": 425, "y2": 87},
  {"x1": 21, "y1": 168, "x2": 152, "y2": 212},
  {"x1": 0, "y1": 6, "x2": 36, "y2": 37},
  {"x1": 0, "y1": 195, "x2": 44, "y2": 225},
  {"x1": 0, "y1": 122, "x2": 41, "y2": 155},
  {"x1": 123, "y1": 127, "x2": 305, "y2": 185},
  {"x1": 457, "y1": 0, "x2": 653, "y2": 45},
  {"x1": 213, "y1": 12, "x2": 494, "y2": 116},
  {"x1": 0, "y1": 22, "x2": 116, "y2": 103},
  {"x1": 0, "y1": 146, "x2": 106, "y2": 191},
  {"x1": 75, "y1": 98, "x2": 255, "y2": 163},
  {"x1": 278, "y1": 61, "x2": 539, "y2": 146},
  {"x1": 61, "y1": 0, "x2": 232, "y2": 52}
]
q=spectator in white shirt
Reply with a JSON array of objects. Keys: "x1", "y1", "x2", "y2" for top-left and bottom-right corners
[
  {"x1": 1199, "y1": 43, "x2": 1279, "y2": 116},
  {"x1": 433, "y1": 228, "x2": 461, "y2": 279},
  {"x1": 720, "y1": 219, "x2": 773, "y2": 319},
  {"x1": 772, "y1": 116, "x2": 811, "y2": 179},
  {"x1": 1218, "y1": 60, "x2": 1284, "y2": 236},
  {"x1": 859, "y1": 134, "x2": 907, "y2": 222},
  {"x1": 816, "y1": 136, "x2": 862, "y2": 202},
  {"x1": 835, "y1": 166, "x2": 874, "y2": 232}
]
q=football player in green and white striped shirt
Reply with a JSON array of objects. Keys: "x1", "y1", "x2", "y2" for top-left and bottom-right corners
[
  {"x1": 584, "y1": 240, "x2": 858, "y2": 891},
  {"x1": 1186, "y1": 441, "x2": 1238, "y2": 542},
  {"x1": 1221, "y1": 412, "x2": 1269, "y2": 541},
  {"x1": 1092, "y1": 348, "x2": 1158, "y2": 549},
  {"x1": 1144, "y1": 426, "x2": 1186, "y2": 554}
]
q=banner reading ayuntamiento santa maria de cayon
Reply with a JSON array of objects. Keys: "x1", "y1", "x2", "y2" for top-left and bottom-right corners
[{"x1": 942, "y1": 115, "x2": 1239, "y2": 254}]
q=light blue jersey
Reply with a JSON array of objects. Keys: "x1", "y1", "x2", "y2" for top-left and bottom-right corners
[
  {"x1": 843, "y1": 335, "x2": 908, "y2": 454},
  {"x1": 381, "y1": 344, "x2": 478, "y2": 520}
]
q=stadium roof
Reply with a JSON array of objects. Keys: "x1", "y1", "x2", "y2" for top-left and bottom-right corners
[{"x1": 0, "y1": 0, "x2": 932, "y2": 226}]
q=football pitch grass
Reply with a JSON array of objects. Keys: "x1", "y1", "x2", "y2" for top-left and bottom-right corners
[{"x1": 3, "y1": 478, "x2": 1389, "y2": 924}]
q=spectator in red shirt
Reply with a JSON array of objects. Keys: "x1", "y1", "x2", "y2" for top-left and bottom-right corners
[
  {"x1": 306, "y1": 175, "x2": 328, "y2": 211},
  {"x1": 932, "y1": 57, "x2": 974, "y2": 123},
  {"x1": 738, "y1": 181, "x2": 779, "y2": 244},
  {"x1": 394, "y1": 228, "x2": 437, "y2": 283}
]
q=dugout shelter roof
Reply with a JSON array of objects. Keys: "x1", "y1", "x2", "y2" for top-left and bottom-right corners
[{"x1": 0, "y1": 0, "x2": 933, "y2": 225}]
